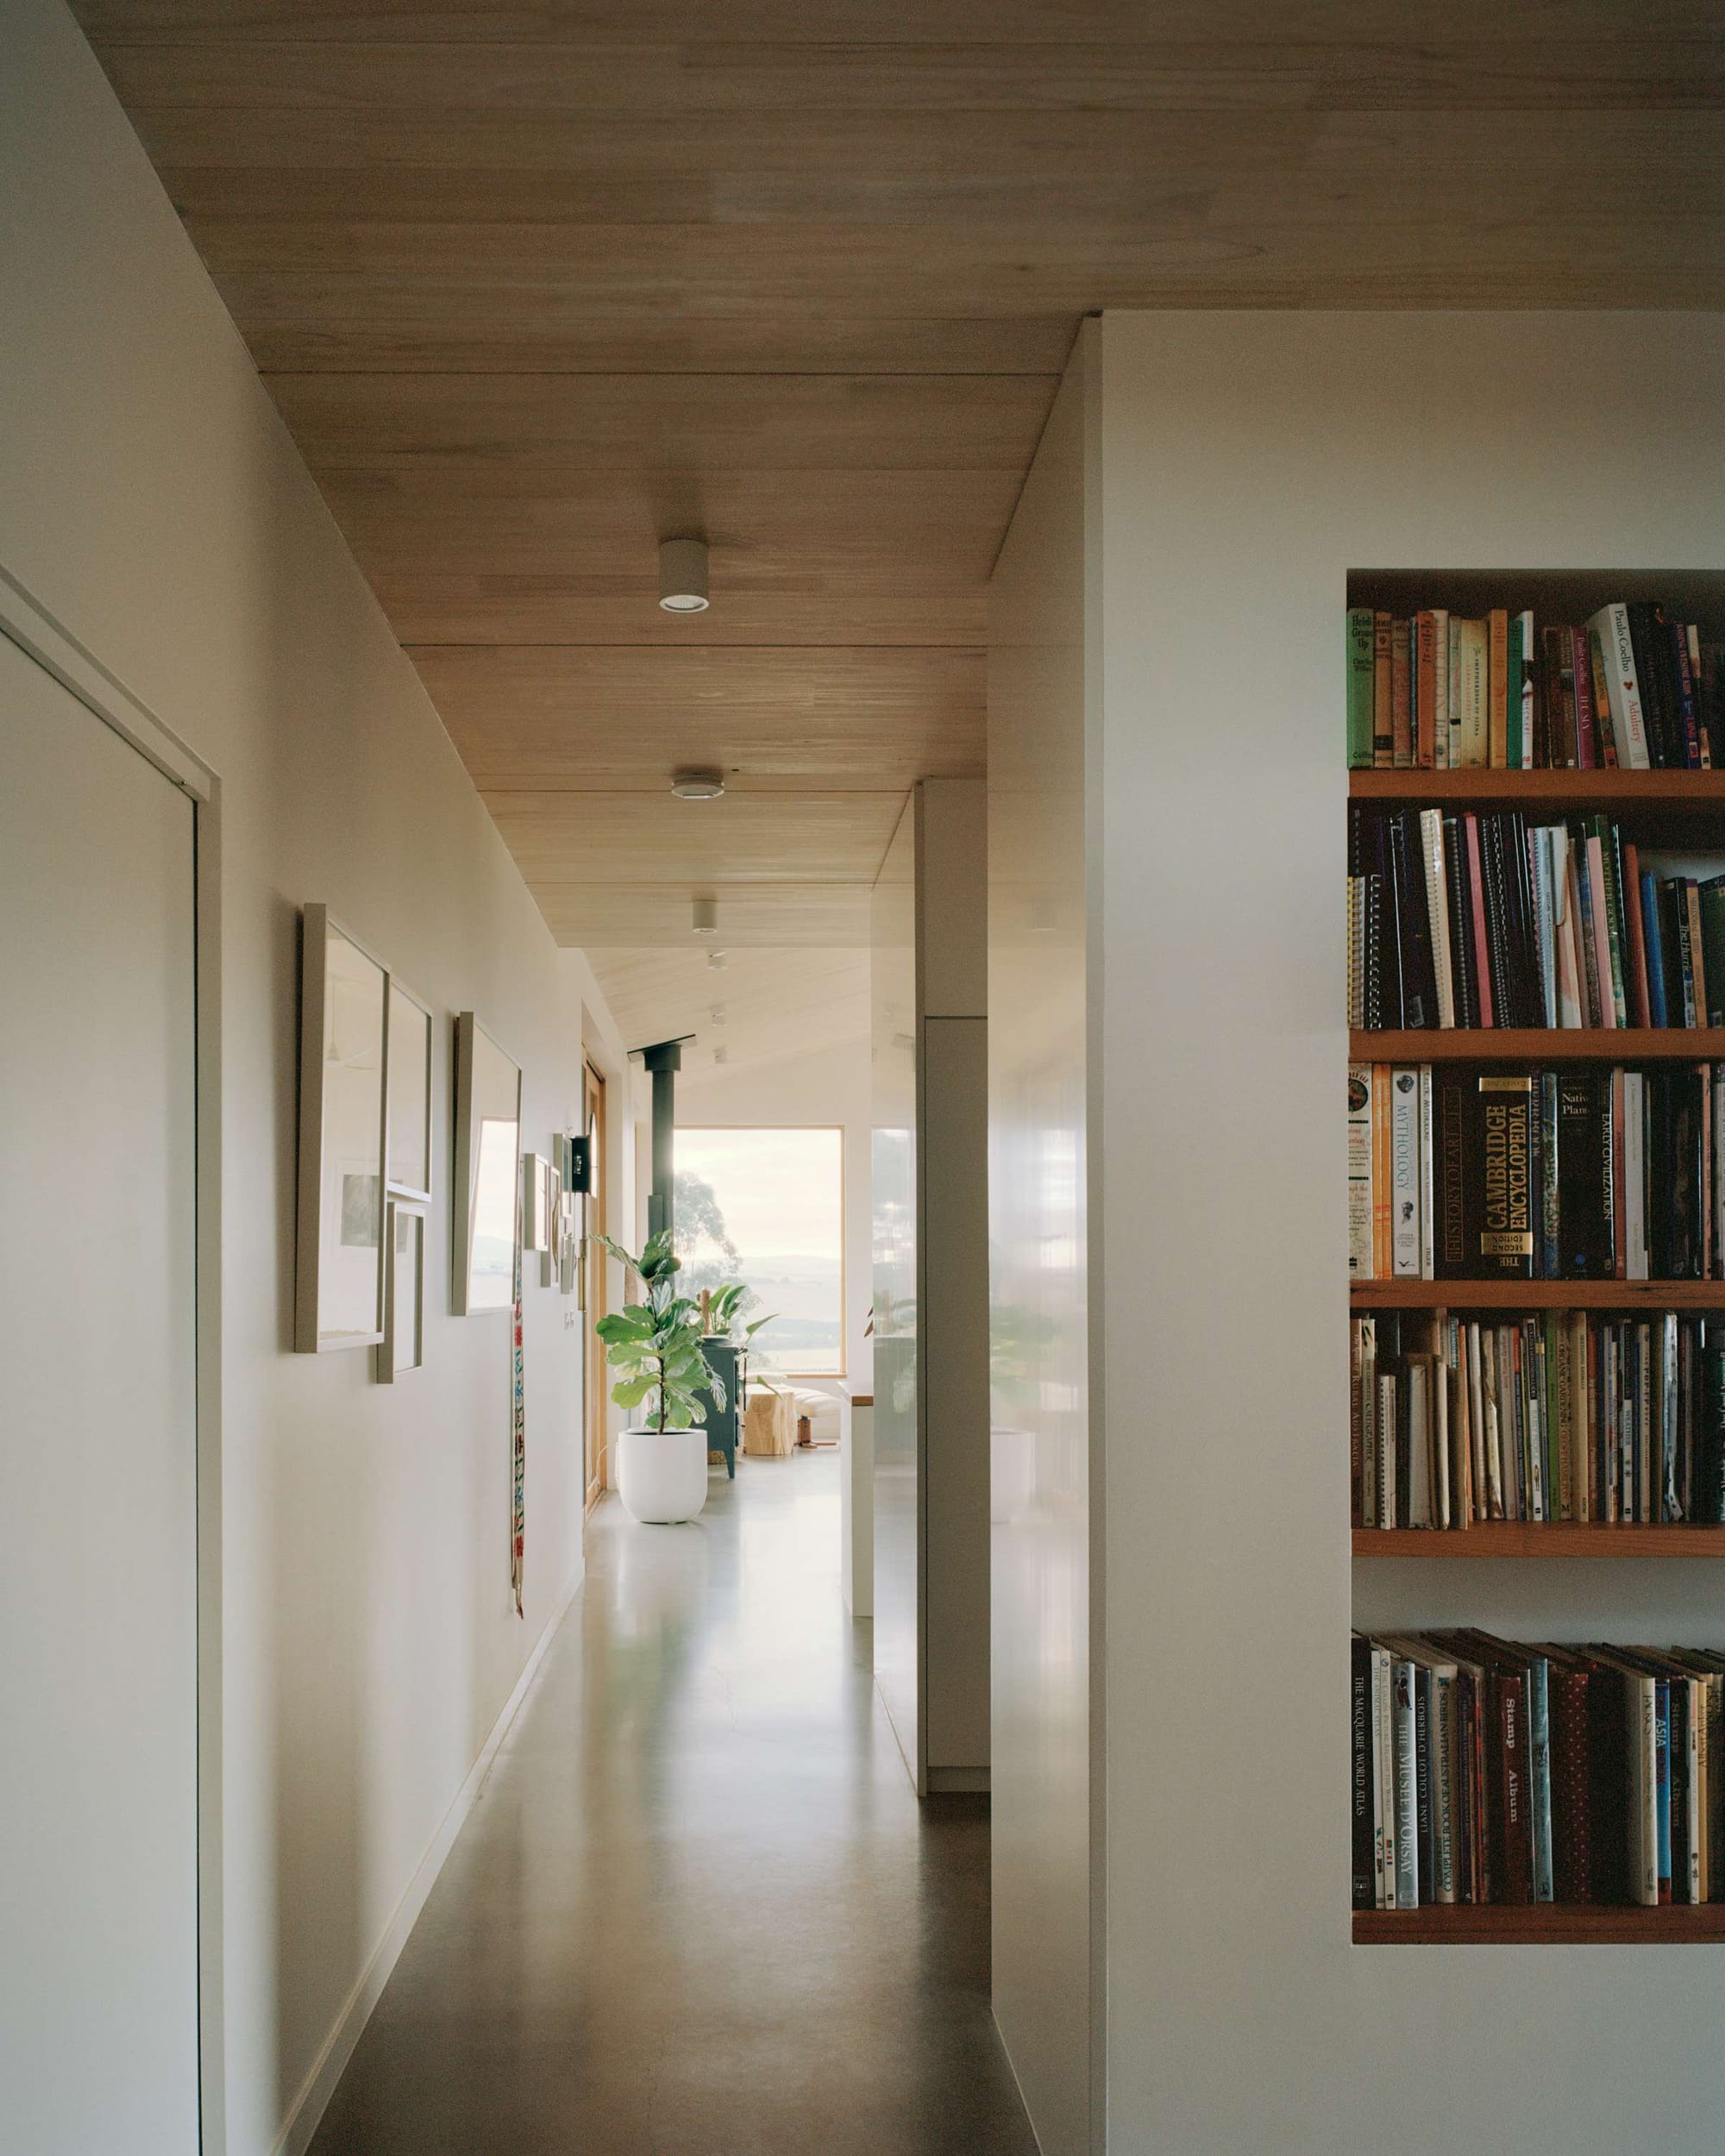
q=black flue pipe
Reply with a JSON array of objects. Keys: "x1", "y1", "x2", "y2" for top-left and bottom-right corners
[{"x1": 639, "y1": 1037, "x2": 691, "y2": 1244}]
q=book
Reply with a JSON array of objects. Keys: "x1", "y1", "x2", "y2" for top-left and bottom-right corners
[
  {"x1": 1347, "y1": 1065, "x2": 1373, "y2": 1278},
  {"x1": 1373, "y1": 610, "x2": 1394, "y2": 768},
  {"x1": 1352, "y1": 1634, "x2": 1376, "y2": 1907},
  {"x1": 1471, "y1": 1074, "x2": 1534, "y2": 1279},
  {"x1": 1351, "y1": 805, "x2": 1725, "y2": 1036},
  {"x1": 1346, "y1": 601, "x2": 1720, "y2": 768},
  {"x1": 1589, "y1": 603, "x2": 1652, "y2": 770},
  {"x1": 1391, "y1": 1068, "x2": 1421, "y2": 1276},
  {"x1": 1346, "y1": 608, "x2": 1371, "y2": 768},
  {"x1": 1354, "y1": 1630, "x2": 1725, "y2": 1907},
  {"x1": 1354, "y1": 1062, "x2": 1718, "y2": 1288}
]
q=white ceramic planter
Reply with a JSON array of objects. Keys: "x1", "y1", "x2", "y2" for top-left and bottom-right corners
[{"x1": 616, "y1": 1426, "x2": 710, "y2": 1524}]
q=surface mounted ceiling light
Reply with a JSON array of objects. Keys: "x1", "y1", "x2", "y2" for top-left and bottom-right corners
[
  {"x1": 692, "y1": 897, "x2": 718, "y2": 936},
  {"x1": 706, "y1": 949, "x2": 727, "y2": 970},
  {"x1": 712, "y1": 1045, "x2": 729, "y2": 1065},
  {"x1": 709, "y1": 1006, "x2": 727, "y2": 1027},
  {"x1": 658, "y1": 536, "x2": 709, "y2": 613},
  {"x1": 670, "y1": 767, "x2": 725, "y2": 800}
]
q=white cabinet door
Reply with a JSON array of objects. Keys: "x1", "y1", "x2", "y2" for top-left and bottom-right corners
[{"x1": 0, "y1": 631, "x2": 199, "y2": 2153}]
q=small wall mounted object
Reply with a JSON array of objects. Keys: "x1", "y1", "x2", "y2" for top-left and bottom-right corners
[
  {"x1": 452, "y1": 1012, "x2": 521, "y2": 1316},
  {"x1": 295, "y1": 905, "x2": 387, "y2": 1351}
]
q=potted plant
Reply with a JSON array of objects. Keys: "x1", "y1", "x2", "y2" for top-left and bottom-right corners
[
  {"x1": 595, "y1": 1229, "x2": 726, "y2": 1524},
  {"x1": 698, "y1": 1282, "x2": 774, "y2": 1471}
]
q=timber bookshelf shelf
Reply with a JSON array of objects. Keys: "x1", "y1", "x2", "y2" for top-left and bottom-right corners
[
  {"x1": 1353, "y1": 1525, "x2": 1725, "y2": 1558},
  {"x1": 1352, "y1": 1280, "x2": 1725, "y2": 1311},
  {"x1": 1355, "y1": 1906, "x2": 1725, "y2": 1945},
  {"x1": 1352, "y1": 1028, "x2": 1725, "y2": 1062},
  {"x1": 1350, "y1": 769, "x2": 1725, "y2": 808}
]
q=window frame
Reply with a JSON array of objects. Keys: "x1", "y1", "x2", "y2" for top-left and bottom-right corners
[{"x1": 674, "y1": 1123, "x2": 847, "y2": 1380}]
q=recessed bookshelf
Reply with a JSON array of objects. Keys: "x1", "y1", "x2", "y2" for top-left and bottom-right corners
[{"x1": 1346, "y1": 570, "x2": 1725, "y2": 1935}]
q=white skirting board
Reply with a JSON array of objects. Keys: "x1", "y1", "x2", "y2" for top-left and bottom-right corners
[{"x1": 271, "y1": 1563, "x2": 586, "y2": 2156}]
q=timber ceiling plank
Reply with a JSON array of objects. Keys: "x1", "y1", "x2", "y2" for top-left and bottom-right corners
[
  {"x1": 534, "y1": 883, "x2": 873, "y2": 949},
  {"x1": 69, "y1": 2, "x2": 1725, "y2": 47},
  {"x1": 87, "y1": 35, "x2": 1725, "y2": 112},
  {"x1": 482, "y1": 788, "x2": 904, "y2": 883},
  {"x1": 66, "y1": 0, "x2": 1725, "y2": 952},
  {"x1": 417, "y1": 646, "x2": 983, "y2": 790},
  {"x1": 587, "y1": 945, "x2": 870, "y2": 1075},
  {"x1": 263, "y1": 371, "x2": 1054, "y2": 471}
]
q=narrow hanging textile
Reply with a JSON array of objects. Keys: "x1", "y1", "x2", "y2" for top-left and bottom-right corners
[{"x1": 511, "y1": 1242, "x2": 525, "y2": 1618}]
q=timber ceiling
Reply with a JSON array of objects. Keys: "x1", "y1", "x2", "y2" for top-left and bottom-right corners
[{"x1": 72, "y1": 1, "x2": 1725, "y2": 1048}]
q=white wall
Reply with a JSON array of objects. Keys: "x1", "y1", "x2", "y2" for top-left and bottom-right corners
[
  {"x1": 1, "y1": 7, "x2": 630, "y2": 2151},
  {"x1": 987, "y1": 343, "x2": 1099, "y2": 2156},
  {"x1": 993, "y1": 311, "x2": 1725, "y2": 2154}
]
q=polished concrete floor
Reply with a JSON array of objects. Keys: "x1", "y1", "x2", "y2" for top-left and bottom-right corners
[{"x1": 310, "y1": 1450, "x2": 1038, "y2": 2154}]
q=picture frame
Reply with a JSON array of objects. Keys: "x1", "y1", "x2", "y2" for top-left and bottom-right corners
[
  {"x1": 295, "y1": 905, "x2": 388, "y2": 1352},
  {"x1": 452, "y1": 1012, "x2": 521, "y2": 1316},
  {"x1": 521, "y1": 1150, "x2": 551, "y2": 1254},
  {"x1": 377, "y1": 1199, "x2": 425, "y2": 1382},
  {"x1": 386, "y1": 978, "x2": 434, "y2": 1203}
]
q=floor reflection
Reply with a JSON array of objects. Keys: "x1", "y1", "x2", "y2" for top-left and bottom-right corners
[{"x1": 310, "y1": 1450, "x2": 1036, "y2": 2154}]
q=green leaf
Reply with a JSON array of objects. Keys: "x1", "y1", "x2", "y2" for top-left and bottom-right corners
[{"x1": 611, "y1": 1375, "x2": 655, "y2": 1409}]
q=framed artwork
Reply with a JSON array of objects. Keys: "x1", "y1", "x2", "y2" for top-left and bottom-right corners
[
  {"x1": 386, "y1": 980, "x2": 433, "y2": 1201},
  {"x1": 540, "y1": 1155, "x2": 562, "y2": 1287},
  {"x1": 295, "y1": 906, "x2": 387, "y2": 1352},
  {"x1": 377, "y1": 1200, "x2": 425, "y2": 1382},
  {"x1": 453, "y1": 1012, "x2": 521, "y2": 1315},
  {"x1": 521, "y1": 1151, "x2": 551, "y2": 1254}
]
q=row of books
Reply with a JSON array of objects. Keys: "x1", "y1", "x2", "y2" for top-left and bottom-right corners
[
  {"x1": 1353, "y1": 1631, "x2": 1725, "y2": 1909},
  {"x1": 1345, "y1": 602, "x2": 1724, "y2": 771},
  {"x1": 1347, "y1": 1062, "x2": 1725, "y2": 1281},
  {"x1": 1351, "y1": 1310, "x2": 1725, "y2": 1529},
  {"x1": 1348, "y1": 805, "x2": 1725, "y2": 1031}
]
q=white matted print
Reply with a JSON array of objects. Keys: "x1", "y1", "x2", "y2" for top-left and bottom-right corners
[
  {"x1": 377, "y1": 1200, "x2": 424, "y2": 1382},
  {"x1": 295, "y1": 906, "x2": 387, "y2": 1351},
  {"x1": 386, "y1": 980, "x2": 433, "y2": 1199},
  {"x1": 454, "y1": 1012, "x2": 521, "y2": 1315}
]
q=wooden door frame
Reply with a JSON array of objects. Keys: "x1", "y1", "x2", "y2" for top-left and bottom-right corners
[
  {"x1": 583, "y1": 1058, "x2": 609, "y2": 1509},
  {"x1": 1, "y1": 566, "x2": 225, "y2": 2153}
]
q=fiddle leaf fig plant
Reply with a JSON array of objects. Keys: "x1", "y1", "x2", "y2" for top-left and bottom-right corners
[
  {"x1": 593, "y1": 1228, "x2": 724, "y2": 1434},
  {"x1": 704, "y1": 1280, "x2": 775, "y2": 1349}
]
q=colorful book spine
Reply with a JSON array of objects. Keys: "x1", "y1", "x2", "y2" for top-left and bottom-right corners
[{"x1": 1346, "y1": 608, "x2": 1377, "y2": 768}]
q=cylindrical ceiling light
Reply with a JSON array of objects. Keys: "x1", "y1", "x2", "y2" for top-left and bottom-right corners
[
  {"x1": 658, "y1": 536, "x2": 710, "y2": 613},
  {"x1": 670, "y1": 767, "x2": 724, "y2": 800},
  {"x1": 692, "y1": 896, "x2": 718, "y2": 936}
]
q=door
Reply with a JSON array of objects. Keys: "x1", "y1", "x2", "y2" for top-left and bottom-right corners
[
  {"x1": 583, "y1": 1060, "x2": 609, "y2": 1506},
  {"x1": 0, "y1": 631, "x2": 200, "y2": 2152}
]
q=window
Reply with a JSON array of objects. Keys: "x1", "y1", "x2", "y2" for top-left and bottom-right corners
[{"x1": 674, "y1": 1126, "x2": 844, "y2": 1376}]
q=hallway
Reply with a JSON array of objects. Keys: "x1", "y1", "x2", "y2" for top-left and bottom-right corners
[{"x1": 310, "y1": 1451, "x2": 1037, "y2": 2155}]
